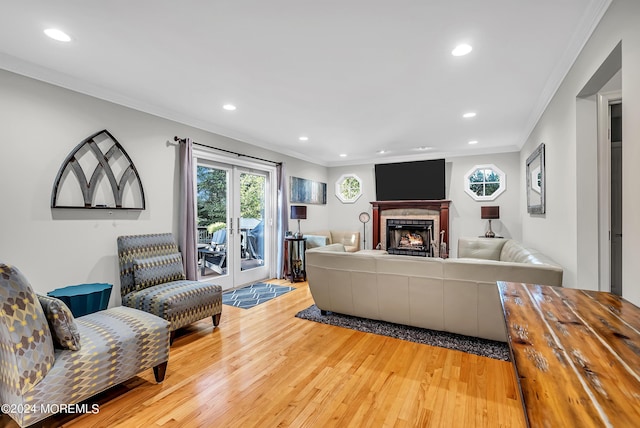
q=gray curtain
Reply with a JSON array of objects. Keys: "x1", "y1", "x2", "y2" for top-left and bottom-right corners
[
  {"x1": 179, "y1": 138, "x2": 198, "y2": 280},
  {"x1": 276, "y1": 163, "x2": 288, "y2": 278}
]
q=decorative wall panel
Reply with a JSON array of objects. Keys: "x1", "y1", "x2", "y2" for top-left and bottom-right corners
[{"x1": 51, "y1": 130, "x2": 145, "y2": 209}]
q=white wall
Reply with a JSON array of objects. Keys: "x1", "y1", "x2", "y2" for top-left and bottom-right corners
[
  {"x1": 327, "y1": 152, "x2": 521, "y2": 255},
  {"x1": 285, "y1": 163, "x2": 329, "y2": 235},
  {"x1": 327, "y1": 164, "x2": 377, "y2": 249},
  {"x1": 521, "y1": 0, "x2": 640, "y2": 304},
  {"x1": 575, "y1": 95, "x2": 600, "y2": 290},
  {"x1": 447, "y1": 152, "x2": 521, "y2": 256},
  {"x1": 0, "y1": 69, "x2": 321, "y2": 303}
]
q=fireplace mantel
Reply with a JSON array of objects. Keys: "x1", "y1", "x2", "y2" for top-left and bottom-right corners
[{"x1": 370, "y1": 200, "x2": 451, "y2": 255}]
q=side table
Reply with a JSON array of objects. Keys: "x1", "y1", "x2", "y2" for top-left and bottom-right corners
[
  {"x1": 48, "y1": 283, "x2": 113, "y2": 317},
  {"x1": 284, "y1": 237, "x2": 306, "y2": 283}
]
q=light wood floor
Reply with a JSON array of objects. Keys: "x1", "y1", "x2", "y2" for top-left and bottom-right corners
[{"x1": 3, "y1": 280, "x2": 526, "y2": 428}]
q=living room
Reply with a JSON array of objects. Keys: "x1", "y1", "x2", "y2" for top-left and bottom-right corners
[
  {"x1": 3, "y1": 1, "x2": 639, "y2": 300},
  {"x1": 2, "y1": 0, "x2": 640, "y2": 426}
]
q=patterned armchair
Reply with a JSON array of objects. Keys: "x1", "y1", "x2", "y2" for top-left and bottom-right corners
[
  {"x1": 0, "y1": 262, "x2": 170, "y2": 427},
  {"x1": 117, "y1": 233, "x2": 223, "y2": 343}
]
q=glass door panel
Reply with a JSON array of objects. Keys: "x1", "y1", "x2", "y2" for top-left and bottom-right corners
[
  {"x1": 235, "y1": 169, "x2": 269, "y2": 284},
  {"x1": 240, "y1": 172, "x2": 265, "y2": 271},
  {"x1": 196, "y1": 162, "x2": 233, "y2": 289},
  {"x1": 196, "y1": 161, "x2": 271, "y2": 289}
]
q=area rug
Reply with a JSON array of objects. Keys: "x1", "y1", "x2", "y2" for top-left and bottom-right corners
[
  {"x1": 295, "y1": 305, "x2": 509, "y2": 361},
  {"x1": 223, "y1": 283, "x2": 295, "y2": 309}
]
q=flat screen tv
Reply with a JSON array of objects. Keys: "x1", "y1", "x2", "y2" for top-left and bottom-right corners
[{"x1": 375, "y1": 159, "x2": 445, "y2": 200}]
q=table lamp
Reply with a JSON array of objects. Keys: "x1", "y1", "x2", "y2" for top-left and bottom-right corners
[
  {"x1": 481, "y1": 206, "x2": 500, "y2": 238},
  {"x1": 290, "y1": 205, "x2": 307, "y2": 238}
]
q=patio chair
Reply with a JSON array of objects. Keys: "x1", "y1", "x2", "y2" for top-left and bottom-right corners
[{"x1": 200, "y1": 229, "x2": 227, "y2": 274}]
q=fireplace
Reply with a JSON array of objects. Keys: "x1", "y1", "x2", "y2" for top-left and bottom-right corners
[
  {"x1": 370, "y1": 200, "x2": 450, "y2": 258},
  {"x1": 386, "y1": 219, "x2": 434, "y2": 257}
]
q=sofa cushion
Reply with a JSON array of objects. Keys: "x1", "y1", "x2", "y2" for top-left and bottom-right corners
[
  {"x1": 331, "y1": 231, "x2": 360, "y2": 252},
  {"x1": 304, "y1": 235, "x2": 331, "y2": 249},
  {"x1": 133, "y1": 254, "x2": 186, "y2": 291},
  {"x1": 307, "y1": 230, "x2": 361, "y2": 252},
  {"x1": 500, "y1": 240, "x2": 531, "y2": 263},
  {"x1": 0, "y1": 262, "x2": 55, "y2": 394},
  {"x1": 37, "y1": 294, "x2": 81, "y2": 351},
  {"x1": 117, "y1": 233, "x2": 183, "y2": 297},
  {"x1": 308, "y1": 243, "x2": 346, "y2": 253},
  {"x1": 123, "y1": 280, "x2": 222, "y2": 331},
  {"x1": 308, "y1": 230, "x2": 332, "y2": 244},
  {"x1": 499, "y1": 240, "x2": 560, "y2": 267},
  {"x1": 457, "y1": 237, "x2": 506, "y2": 260}
]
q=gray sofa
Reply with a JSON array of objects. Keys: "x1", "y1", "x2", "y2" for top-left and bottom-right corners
[{"x1": 306, "y1": 238, "x2": 562, "y2": 342}]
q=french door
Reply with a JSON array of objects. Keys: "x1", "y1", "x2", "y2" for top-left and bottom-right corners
[{"x1": 195, "y1": 153, "x2": 274, "y2": 290}]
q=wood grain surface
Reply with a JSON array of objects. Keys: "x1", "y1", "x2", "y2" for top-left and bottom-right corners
[{"x1": 499, "y1": 282, "x2": 640, "y2": 428}]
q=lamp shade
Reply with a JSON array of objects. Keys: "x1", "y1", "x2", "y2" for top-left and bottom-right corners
[
  {"x1": 481, "y1": 206, "x2": 500, "y2": 219},
  {"x1": 290, "y1": 205, "x2": 307, "y2": 220}
]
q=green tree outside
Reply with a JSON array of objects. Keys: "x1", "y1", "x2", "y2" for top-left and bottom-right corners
[
  {"x1": 240, "y1": 173, "x2": 265, "y2": 220},
  {"x1": 197, "y1": 166, "x2": 265, "y2": 228},
  {"x1": 197, "y1": 166, "x2": 227, "y2": 227}
]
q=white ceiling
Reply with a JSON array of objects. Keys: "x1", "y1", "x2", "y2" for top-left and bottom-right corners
[{"x1": 0, "y1": 1, "x2": 610, "y2": 166}]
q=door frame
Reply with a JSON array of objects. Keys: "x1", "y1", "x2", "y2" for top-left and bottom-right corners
[
  {"x1": 597, "y1": 90, "x2": 621, "y2": 292},
  {"x1": 194, "y1": 148, "x2": 278, "y2": 289},
  {"x1": 232, "y1": 166, "x2": 271, "y2": 286}
]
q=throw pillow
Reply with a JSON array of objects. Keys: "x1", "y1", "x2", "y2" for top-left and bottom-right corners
[
  {"x1": 0, "y1": 262, "x2": 56, "y2": 394},
  {"x1": 37, "y1": 294, "x2": 82, "y2": 351},
  {"x1": 133, "y1": 253, "x2": 186, "y2": 290}
]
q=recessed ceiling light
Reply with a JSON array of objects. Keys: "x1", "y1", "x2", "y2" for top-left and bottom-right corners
[
  {"x1": 468, "y1": 140, "x2": 478, "y2": 145},
  {"x1": 339, "y1": 153, "x2": 347, "y2": 158},
  {"x1": 44, "y1": 28, "x2": 71, "y2": 42},
  {"x1": 463, "y1": 112, "x2": 476, "y2": 118},
  {"x1": 377, "y1": 150, "x2": 386, "y2": 154},
  {"x1": 223, "y1": 104, "x2": 236, "y2": 111},
  {"x1": 452, "y1": 44, "x2": 472, "y2": 56},
  {"x1": 416, "y1": 146, "x2": 432, "y2": 151},
  {"x1": 299, "y1": 136, "x2": 309, "y2": 141}
]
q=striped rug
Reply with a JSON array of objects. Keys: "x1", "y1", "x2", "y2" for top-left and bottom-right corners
[{"x1": 222, "y1": 282, "x2": 295, "y2": 309}]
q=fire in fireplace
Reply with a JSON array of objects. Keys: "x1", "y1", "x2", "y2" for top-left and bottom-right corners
[{"x1": 386, "y1": 218, "x2": 435, "y2": 257}]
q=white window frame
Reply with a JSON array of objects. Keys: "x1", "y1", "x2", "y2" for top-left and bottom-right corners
[
  {"x1": 335, "y1": 174, "x2": 363, "y2": 203},
  {"x1": 464, "y1": 164, "x2": 506, "y2": 201}
]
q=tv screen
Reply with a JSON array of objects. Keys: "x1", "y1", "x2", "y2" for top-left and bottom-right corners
[{"x1": 375, "y1": 159, "x2": 445, "y2": 200}]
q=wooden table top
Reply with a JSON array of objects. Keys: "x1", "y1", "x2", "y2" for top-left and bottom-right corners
[{"x1": 498, "y1": 282, "x2": 640, "y2": 428}]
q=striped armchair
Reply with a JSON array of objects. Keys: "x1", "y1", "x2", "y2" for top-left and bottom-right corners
[
  {"x1": 0, "y1": 261, "x2": 170, "y2": 427},
  {"x1": 117, "y1": 233, "x2": 222, "y2": 343}
]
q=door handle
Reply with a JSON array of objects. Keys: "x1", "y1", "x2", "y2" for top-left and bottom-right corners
[
  {"x1": 237, "y1": 218, "x2": 241, "y2": 235},
  {"x1": 615, "y1": 233, "x2": 622, "y2": 237}
]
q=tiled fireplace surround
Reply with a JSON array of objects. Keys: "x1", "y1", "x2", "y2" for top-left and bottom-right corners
[{"x1": 370, "y1": 200, "x2": 451, "y2": 257}]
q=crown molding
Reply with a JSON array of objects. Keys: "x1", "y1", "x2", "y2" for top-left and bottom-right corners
[{"x1": 518, "y1": 0, "x2": 613, "y2": 149}]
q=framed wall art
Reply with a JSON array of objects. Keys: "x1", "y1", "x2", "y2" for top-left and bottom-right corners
[{"x1": 290, "y1": 176, "x2": 327, "y2": 204}]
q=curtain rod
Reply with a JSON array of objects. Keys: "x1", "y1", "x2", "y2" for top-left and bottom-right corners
[{"x1": 173, "y1": 136, "x2": 282, "y2": 166}]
